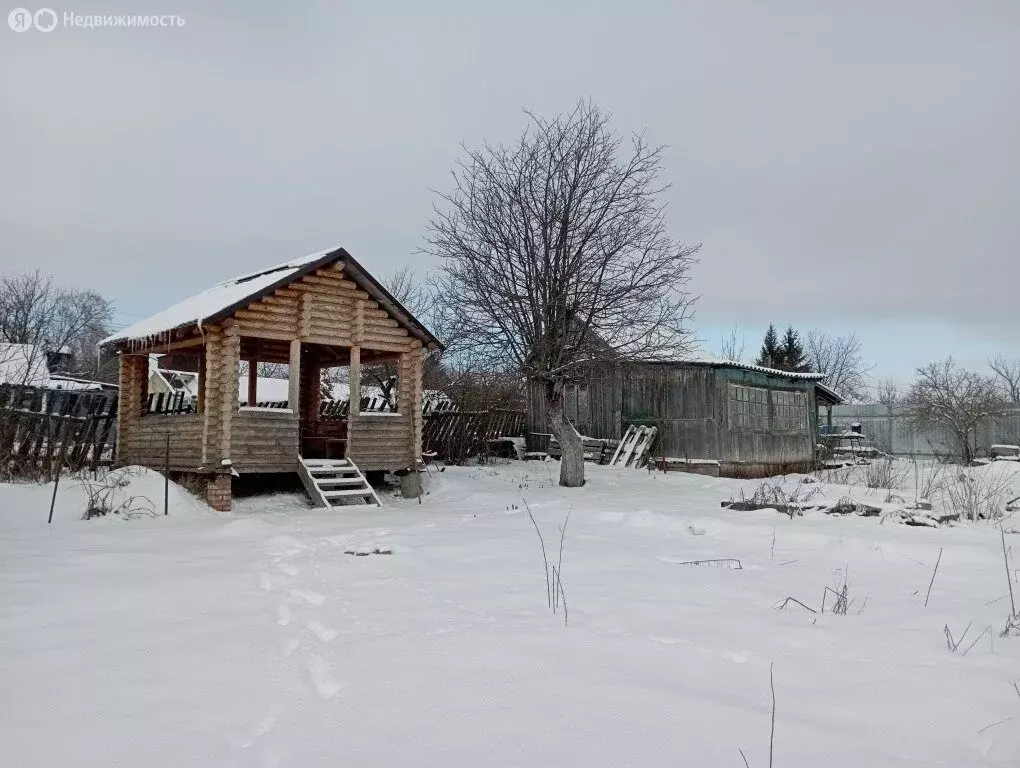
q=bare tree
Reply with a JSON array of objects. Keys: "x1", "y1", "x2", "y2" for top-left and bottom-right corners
[
  {"x1": 356, "y1": 265, "x2": 444, "y2": 409},
  {"x1": 718, "y1": 325, "x2": 745, "y2": 362},
  {"x1": 427, "y1": 101, "x2": 699, "y2": 486},
  {"x1": 805, "y1": 330, "x2": 871, "y2": 402},
  {"x1": 905, "y1": 357, "x2": 1008, "y2": 465},
  {"x1": 874, "y1": 378, "x2": 901, "y2": 406},
  {"x1": 989, "y1": 354, "x2": 1020, "y2": 403},
  {"x1": 0, "y1": 271, "x2": 112, "y2": 383}
]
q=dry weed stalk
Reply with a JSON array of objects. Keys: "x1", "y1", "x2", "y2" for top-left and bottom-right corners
[{"x1": 524, "y1": 499, "x2": 570, "y2": 626}]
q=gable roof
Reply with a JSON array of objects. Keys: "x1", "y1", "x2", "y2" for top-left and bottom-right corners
[{"x1": 102, "y1": 247, "x2": 443, "y2": 350}]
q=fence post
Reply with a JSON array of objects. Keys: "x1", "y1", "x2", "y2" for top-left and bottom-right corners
[
  {"x1": 164, "y1": 429, "x2": 171, "y2": 516},
  {"x1": 47, "y1": 433, "x2": 71, "y2": 525}
]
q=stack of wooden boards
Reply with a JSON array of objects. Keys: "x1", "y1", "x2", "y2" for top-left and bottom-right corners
[
  {"x1": 545, "y1": 424, "x2": 658, "y2": 468},
  {"x1": 547, "y1": 436, "x2": 619, "y2": 464}
]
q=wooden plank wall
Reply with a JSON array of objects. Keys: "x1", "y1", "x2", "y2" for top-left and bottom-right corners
[
  {"x1": 717, "y1": 369, "x2": 815, "y2": 468},
  {"x1": 525, "y1": 379, "x2": 548, "y2": 452},
  {"x1": 580, "y1": 363, "x2": 817, "y2": 473}
]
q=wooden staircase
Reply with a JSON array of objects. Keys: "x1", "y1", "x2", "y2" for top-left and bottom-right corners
[{"x1": 298, "y1": 457, "x2": 381, "y2": 508}]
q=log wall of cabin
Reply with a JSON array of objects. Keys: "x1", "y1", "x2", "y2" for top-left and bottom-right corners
[
  {"x1": 231, "y1": 410, "x2": 300, "y2": 472},
  {"x1": 348, "y1": 414, "x2": 414, "y2": 470},
  {"x1": 232, "y1": 263, "x2": 416, "y2": 353},
  {"x1": 115, "y1": 353, "x2": 149, "y2": 467},
  {"x1": 120, "y1": 414, "x2": 204, "y2": 470}
]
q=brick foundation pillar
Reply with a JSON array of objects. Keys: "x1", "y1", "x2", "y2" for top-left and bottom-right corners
[{"x1": 205, "y1": 474, "x2": 232, "y2": 511}]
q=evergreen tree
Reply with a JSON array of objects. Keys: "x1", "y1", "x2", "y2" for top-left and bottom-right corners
[
  {"x1": 756, "y1": 324, "x2": 783, "y2": 369},
  {"x1": 780, "y1": 326, "x2": 812, "y2": 373}
]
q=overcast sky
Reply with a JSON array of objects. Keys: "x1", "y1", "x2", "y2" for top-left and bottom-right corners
[{"x1": 2, "y1": 0, "x2": 1017, "y2": 390}]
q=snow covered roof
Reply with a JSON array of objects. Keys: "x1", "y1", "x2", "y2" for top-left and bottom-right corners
[
  {"x1": 0, "y1": 344, "x2": 51, "y2": 387},
  {"x1": 814, "y1": 381, "x2": 845, "y2": 405},
  {"x1": 101, "y1": 247, "x2": 443, "y2": 351},
  {"x1": 635, "y1": 352, "x2": 828, "y2": 381}
]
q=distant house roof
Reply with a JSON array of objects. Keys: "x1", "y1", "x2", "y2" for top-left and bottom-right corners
[
  {"x1": 0, "y1": 343, "x2": 51, "y2": 387},
  {"x1": 101, "y1": 246, "x2": 443, "y2": 350},
  {"x1": 634, "y1": 353, "x2": 828, "y2": 381}
]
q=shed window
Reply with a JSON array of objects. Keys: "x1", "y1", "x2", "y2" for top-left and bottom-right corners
[
  {"x1": 729, "y1": 384, "x2": 769, "y2": 430},
  {"x1": 772, "y1": 390, "x2": 807, "y2": 431}
]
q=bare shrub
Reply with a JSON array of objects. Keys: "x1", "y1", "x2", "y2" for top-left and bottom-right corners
[
  {"x1": 863, "y1": 457, "x2": 907, "y2": 490},
  {"x1": 78, "y1": 467, "x2": 156, "y2": 520},
  {"x1": 911, "y1": 459, "x2": 948, "y2": 504},
  {"x1": 941, "y1": 467, "x2": 1014, "y2": 522},
  {"x1": 775, "y1": 570, "x2": 856, "y2": 616}
]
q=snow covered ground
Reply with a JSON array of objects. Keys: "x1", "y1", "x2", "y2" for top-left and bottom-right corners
[{"x1": 2, "y1": 462, "x2": 1019, "y2": 767}]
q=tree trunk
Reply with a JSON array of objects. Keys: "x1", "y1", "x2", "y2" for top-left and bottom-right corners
[
  {"x1": 546, "y1": 385, "x2": 584, "y2": 487},
  {"x1": 959, "y1": 429, "x2": 972, "y2": 465}
]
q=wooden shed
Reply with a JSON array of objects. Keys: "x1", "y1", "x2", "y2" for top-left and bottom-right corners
[
  {"x1": 544, "y1": 358, "x2": 831, "y2": 478},
  {"x1": 101, "y1": 247, "x2": 442, "y2": 510}
]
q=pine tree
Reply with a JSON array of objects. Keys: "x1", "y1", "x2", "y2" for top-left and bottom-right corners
[
  {"x1": 780, "y1": 326, "x2": 812, "y2": 373},
  {"x1": 756, "y1": 324, "x2": 783, "y2": 369}
]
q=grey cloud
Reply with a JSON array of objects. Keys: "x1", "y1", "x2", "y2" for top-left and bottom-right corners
[{"x1": 1, "y1": 0, "x2": 1017, "y2": 339}]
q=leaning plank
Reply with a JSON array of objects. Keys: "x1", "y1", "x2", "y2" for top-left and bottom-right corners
[
  {"x1": 610, "y1": 425, "x2": 635, "y2": 465},
  {"x1": 616, "y1": 425, "x2": 645, "y2": 467},
  {"x1": 627, "y1": 426, "x2": 658, "y2": 468}
]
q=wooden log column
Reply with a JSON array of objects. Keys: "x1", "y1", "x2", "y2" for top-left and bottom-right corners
[
  {"x1": 200, "y1": 326, "x2": 223, "y2": 470},
  {"x1": 288, "y1": 339, "x2": 301, "y2": 415},
  {"x1": 349, "y1": 297, "x2": 364, "y2": 455},
  {"x1": 349, "y1": 345, "x2": 361, "y2": 454},
  {"x1": 247, "y1": 361, "x2": 257, "y2": 407},
  {"x1": 115, "y1": 353, "x2": 148, "y2": 466},
  {"x1": 220, "y1": 322, "x2": 240, "y2": 464},
  {"x1": 410, "y1": 342, "x2": 424, "y2": 463}
]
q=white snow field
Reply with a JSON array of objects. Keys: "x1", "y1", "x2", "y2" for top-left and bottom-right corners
[{"x1": 2, "y1": 462, "x2": 1019, "y2": 767}]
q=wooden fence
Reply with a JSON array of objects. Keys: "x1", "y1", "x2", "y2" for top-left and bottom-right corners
[
  {"x1": 0, "y1": 384, "x2": 119, "y2": 479},
  {"x1": 422, "y1": 408, "x2": 526, "y2": 464}
]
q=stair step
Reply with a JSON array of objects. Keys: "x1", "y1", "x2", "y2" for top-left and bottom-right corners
[
  {"x1": 322, "y1": 488, "x2": 375, "y2": 499},
  {"x1": 316, "y1": 477, "x2": 366, "y2": 488},
  {"x1": 308, "y1": 466, "x2": 360, "y2": 476},
  {"x1": 298, "y1": 456, "x2": 380, "y2": 507}
]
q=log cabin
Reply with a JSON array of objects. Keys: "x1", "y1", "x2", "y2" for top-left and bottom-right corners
[{"x1": 101, "y1": 247, "x2": 443, "y2": 510}]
